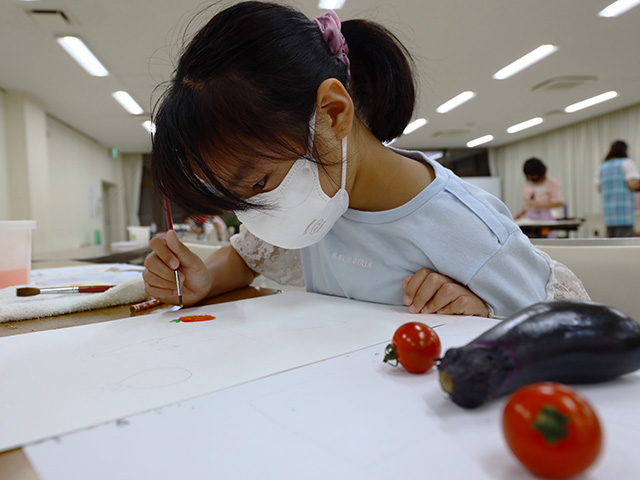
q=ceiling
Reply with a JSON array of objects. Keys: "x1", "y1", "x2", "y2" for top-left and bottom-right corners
[{"x1": 1, "y1": 0, "x2": 639, "y2": 153}]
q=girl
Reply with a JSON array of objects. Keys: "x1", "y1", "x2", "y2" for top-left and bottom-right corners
[
  {"x1": 597, "y1": 140, "x2": 640, "y2": 238},
  {"x1": 144, "y1": 1, "x2": 588, "y2": 318}
]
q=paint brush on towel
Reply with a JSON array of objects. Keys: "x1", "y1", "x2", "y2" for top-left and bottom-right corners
[
  {"x1": 16, "y1": 285, "x2": 115, "y2": 297},
  {"x1": 164, "y1": 197, "x2": 183, "y2": 308}
]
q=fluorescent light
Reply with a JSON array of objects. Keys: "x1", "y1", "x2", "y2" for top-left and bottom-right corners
[
  {"x1": 318, "y1": 0, "x2": 346, "y2": 9},
  {"x1": 403, "y1": 118, "x2": 428, "y2": 135},
  {"x1": 436, "y1": 91, "x2": 476, "y2": 113},
  {"x1": 507, "y1": 117, "x2": 543, "y2": 134},
  {"x1": 142, "y1": 120, "x2": 156, "y2": 135},
  {"x1": 112, "y1": 91, "x2": 144, "y2": 115},
  {"x1": 493, "y1": 45, "x2": 558, "y2": 80},
  {"x1": 467, "y1": 135, "x2": 494, "y2": 148},
  {"x1": 599, "y1": 0, "x2": 640, "y2": 17},
  {"x1": 425, "y1": 151, "x2": 444, "y2": 161},
  {"x1": 56, "y1": 36, "x2": 108, "y2": 77},
  {"x1": 564, "y1": 91, "x2": 618, "y2": 113}
]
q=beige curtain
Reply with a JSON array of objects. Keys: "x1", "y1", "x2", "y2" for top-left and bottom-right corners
[
  {"x1": 489, "y1": 103, "x2": 640, "y2": 227},
  {"x1": 120, "y1": 153, "x2": 144, "y2": 227}
]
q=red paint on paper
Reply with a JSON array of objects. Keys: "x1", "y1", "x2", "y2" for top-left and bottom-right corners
[{"x1": 170, "y1": 314, "x2": 216, "y2": 323}]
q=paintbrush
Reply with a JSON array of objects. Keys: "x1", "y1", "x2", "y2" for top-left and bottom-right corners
[
  {"x1": 164, "y1": 197, "x2": 183, "y2": 308},
  {"x1": 16, "y1": 285, "x2": 115, "y2": 297}
]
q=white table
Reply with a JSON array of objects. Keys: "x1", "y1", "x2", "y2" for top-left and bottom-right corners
[{"x1": 1, "y1": 292, "x2": 638, "y2": 479}]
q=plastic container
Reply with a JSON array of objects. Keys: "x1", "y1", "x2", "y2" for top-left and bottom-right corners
[
  {"x1": 127, "y1": 226, "x2": 151, "y2": 245},
  {"x1": 0, "y1": 220, "x2": 37, "y2": 288}
]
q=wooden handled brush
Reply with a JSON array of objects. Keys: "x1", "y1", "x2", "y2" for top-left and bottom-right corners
[{"x1": 16, "y1": 285, "x2": 115, "y2": 297}]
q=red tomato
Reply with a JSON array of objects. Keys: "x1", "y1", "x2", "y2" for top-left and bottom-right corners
[
  {"x1": 503, "y1": 382, "x2": 602, "y2": 479},
  {"x1": 383, "y1": 322, "x2": 441, "y2": 374}
]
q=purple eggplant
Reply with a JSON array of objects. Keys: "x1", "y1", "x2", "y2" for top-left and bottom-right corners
[{"x1": 438, "y1": 300, "x2": 640, "y2": 409}]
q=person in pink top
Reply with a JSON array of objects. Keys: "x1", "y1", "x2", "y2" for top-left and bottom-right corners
[{"x1": 515, "y1": 158, "x2": 564, "y2": 237}]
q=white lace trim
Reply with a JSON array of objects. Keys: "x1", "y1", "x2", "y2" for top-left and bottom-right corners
[
  {"x1": 230, "y1": 225, "x2": 305, "y2": 287},
  {"x1": 536, "y1": 249, "x2": 591, "y2": 302}
]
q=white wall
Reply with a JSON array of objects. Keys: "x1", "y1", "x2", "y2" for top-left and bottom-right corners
[
  {"x1": 0, "y1": 90, "x2": 8, "y2": 219},
  {"x1": 489, "y1": 102, "x2": 640, "y2": 236},
  {"x1": 47, "y1": 116, "x2": 127, "y2": 251},
  {"x1": 0, "y1": 90, "x2": 133, "y2": 253}
]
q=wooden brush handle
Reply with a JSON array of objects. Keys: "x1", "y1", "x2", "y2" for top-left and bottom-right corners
[{"x1": 77, "y1": 285, "x2": 115, "y2": 293}]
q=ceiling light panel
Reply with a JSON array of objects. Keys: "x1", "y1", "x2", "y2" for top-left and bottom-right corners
[
  {"x1": 493, "y1": 45, "x2": 558, "y2": 80},
  {"x1": 142, "y1": 121, "x2": 156, "y2": 135},
  {"x1": 507, "y1": 117, "x2": 543, "y2": 134},
  {"x1": 56, "y1": 36, "x2": 108, "y2": 77},
  {"x1": 564, "y1": 91, "x2": 618, "y2": 113},
  {"x1": 598, "y1": 0, "x2": 640, "y2": 17},
  {"x1": 403, "y1": 118, "x2": 428, "y2": 135},
  {"x1": 318, "y1": 0, "x2": 346, "y2": 9},
  {"x1": 467, "y1": 135, "x2": 494, "y2": 148},
  {"x1": 112, "y1": 91, "x2": 144, "y2": 115},
  {"x1": 436, "y1": 91, "x2": 476, "y2": 114}
]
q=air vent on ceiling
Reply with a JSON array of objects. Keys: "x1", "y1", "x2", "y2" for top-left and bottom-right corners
[
  {"x1": 532, "y1": 75, "x2": 598, "y2": 91},
  {"x1": 433, "y1": 129, "x2": 471, "y2": 137},
  {"x1": 27, "y1": 9, "x2": 72, "y2": 28},
  {"x1": 543, "y1": 109, "x2": 567, "y2": 116}
]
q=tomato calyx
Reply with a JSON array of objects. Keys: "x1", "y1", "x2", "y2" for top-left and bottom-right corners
[
  {"x1": 383, "y1": 344, "x2": 399, "y2": 366},
  {"x1": 533, "y1": 405, "x2": 569, "y2": 444}
]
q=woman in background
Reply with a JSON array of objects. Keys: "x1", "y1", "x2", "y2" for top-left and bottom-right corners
[
  {"x1": 597, "y1": 140, "x2": 640, "y2": 238},
  {"x1": 515, "y1": 157, "x2": 564, "y2": 238}
]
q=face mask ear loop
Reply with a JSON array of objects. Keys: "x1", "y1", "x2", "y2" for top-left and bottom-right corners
[
  {"x1": 340, "y1": 136, "x2": 348, "y2": 189},
  {"x1": 307, "y1": 111, "x2": 317, "y2": 156}
]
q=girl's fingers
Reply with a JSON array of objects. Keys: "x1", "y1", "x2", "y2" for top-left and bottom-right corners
[
  {"x1": 434, "y1": 295, "x2": 488, "y2": 317},
  {"x1": 402, "y1": 268, "x2": 429, "y2": 308},
  {"x1": 405, "y1": 268, "x2": 451, "y2": 313},
  {"x1": 148, "y1": 236, "x2": 180, "y2": 270},
  {"x1": 142, "y1": 266, "x2": 176, "y2": 290},
  {"x1": 422, "y1": 282, "x2": 464, "y2": 314},
  {"x1": 144, "y1": 283, "x2": 178, "y2": 303}
]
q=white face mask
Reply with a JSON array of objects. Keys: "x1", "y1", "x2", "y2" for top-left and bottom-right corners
[{"x1": 235, "y1": 115, "x2": 349, "y2": 249}]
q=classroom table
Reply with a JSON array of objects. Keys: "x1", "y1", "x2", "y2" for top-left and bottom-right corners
[
  {"x1": 32, "y1": 244, "x2": 152, "y2": 267},
  {"x1": 1, "y1": 283, "x2": 639, "y2": 479},
  {"x1": 515, "y1": 217, "x2": 584, "y2": 238}
]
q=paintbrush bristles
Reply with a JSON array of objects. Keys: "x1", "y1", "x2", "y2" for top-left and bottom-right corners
[{"x1": 16, "y1": 287, "x2": 41, "y2": 297}]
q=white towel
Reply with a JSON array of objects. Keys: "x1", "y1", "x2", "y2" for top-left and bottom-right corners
[{"x1": 0, "y1": 276, "x2": 150, "y2": 323}]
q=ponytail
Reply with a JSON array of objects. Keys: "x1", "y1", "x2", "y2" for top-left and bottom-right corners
[{"x1": 342, "y1": 20, "x2": 417, "y2": 142}]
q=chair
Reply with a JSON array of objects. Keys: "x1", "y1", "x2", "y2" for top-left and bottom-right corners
[{"x1": 533, "y1": 238, "x2": 640, "y2": 321}]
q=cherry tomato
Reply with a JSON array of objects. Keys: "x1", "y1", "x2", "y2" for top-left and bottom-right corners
[
  {"x1": 503, "y1": 382, "x2": 602, "y2": 479},
  {"x1": 383, "y1": 322, "x2": 441, "y2": 374}
]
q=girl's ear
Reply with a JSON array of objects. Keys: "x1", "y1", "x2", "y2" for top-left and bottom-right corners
[{"x1": 316, "y1": 78, "x2": 354, "y2": 141}]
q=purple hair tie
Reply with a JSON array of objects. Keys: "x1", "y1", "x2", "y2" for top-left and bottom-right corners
[{"x1": 313, "y1": 10, "x2": 351, "y2": 80}]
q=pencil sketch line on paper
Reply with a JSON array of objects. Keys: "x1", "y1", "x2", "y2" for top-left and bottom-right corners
[
  {"x1": 90, "y1": 330, "x2": 218, "y2": 358},
  {"x1": 107, "y1": 367, "x2": 193, "y2": 390}
]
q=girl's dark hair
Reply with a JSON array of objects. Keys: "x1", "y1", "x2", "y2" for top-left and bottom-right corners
[
  {"x1": 605, "y1": 140, "x2": 628, "y2": 161},
  {"x1": 152, "y1": 1, "x2": 416, "y2": 215},
  {"x1": 523, "y1": 157, "x2": 546, "y2": 177}
]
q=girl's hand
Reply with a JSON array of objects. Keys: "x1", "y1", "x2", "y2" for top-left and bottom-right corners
[
  {"x1": 402, "y1": 268, "x2": 488, "y2": 317},
  {"x1": 143, "y1": 230, "x2": 213, "y2": 306}
]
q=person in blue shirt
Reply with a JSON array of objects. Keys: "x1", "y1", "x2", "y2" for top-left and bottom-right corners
[
  {"x1": 143, "y1": 1, "x2": 588, "y2": 318},
  {"x1": 597, "y1": 140, "x2": 640, "y2": 238}
]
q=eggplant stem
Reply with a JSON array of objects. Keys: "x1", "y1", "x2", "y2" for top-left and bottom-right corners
[{"x1": 439, "y1": 370, "x2": 455, "y2": 394}]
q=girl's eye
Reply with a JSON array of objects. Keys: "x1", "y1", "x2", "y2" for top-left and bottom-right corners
[{"x1": 252, "y1": 177, "x2": 267, "y2": 190}]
